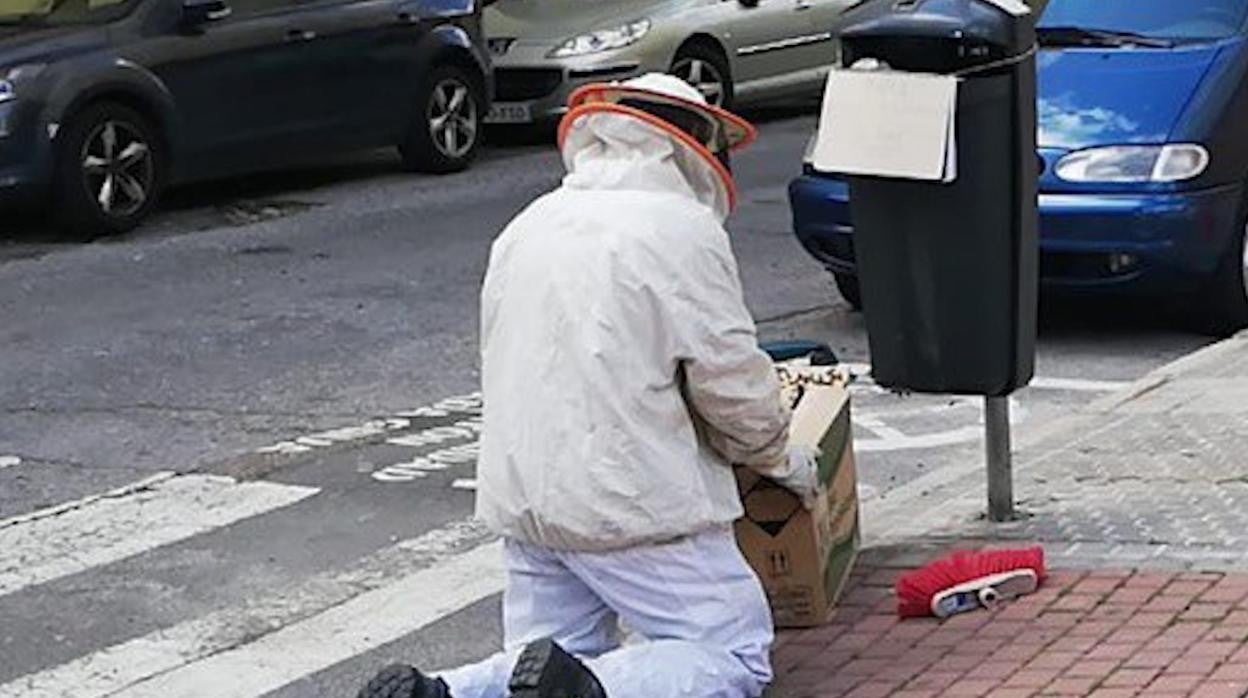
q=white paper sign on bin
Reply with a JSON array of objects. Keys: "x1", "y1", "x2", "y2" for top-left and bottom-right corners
[{"x1": 812, "y1": 69, "x2": 960, "y2": 183}]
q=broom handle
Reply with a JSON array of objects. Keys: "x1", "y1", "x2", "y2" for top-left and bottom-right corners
[{"x1": 985, "y1": 396, "x2": 1014, "y2": 522}]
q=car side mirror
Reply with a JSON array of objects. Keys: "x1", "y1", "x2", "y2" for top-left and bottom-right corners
[{"x1": 182, "y1": 0, "x2": 231, "y2": 27}]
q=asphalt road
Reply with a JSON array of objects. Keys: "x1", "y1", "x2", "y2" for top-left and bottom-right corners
[{"x1": 0, "y1": 107, "x2": 1213, "y2": 696}]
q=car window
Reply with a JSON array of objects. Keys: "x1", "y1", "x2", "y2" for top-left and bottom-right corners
[{"x1": 1040, "y1": 0, "x2": 1248, "y2": 41}]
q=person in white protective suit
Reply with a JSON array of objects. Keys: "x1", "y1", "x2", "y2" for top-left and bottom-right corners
[{"x1": 357, "y1": 72, "x2": 821, "y2": 698}]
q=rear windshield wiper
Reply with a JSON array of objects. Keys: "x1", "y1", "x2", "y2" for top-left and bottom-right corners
[{"x1": 1038, "y1": 26, "x2": 1175, "y2": 49}]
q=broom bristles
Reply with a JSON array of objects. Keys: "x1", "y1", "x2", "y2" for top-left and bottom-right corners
[{"x1": 895, "y1": 547, "x2": 1046, "y2": 618}]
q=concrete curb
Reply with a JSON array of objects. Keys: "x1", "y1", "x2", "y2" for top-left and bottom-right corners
[
  {"x1": 1084, "y1": 330, "x2": 1247, "y2": 414},
  {"x1": 860, "y1": 330, "x2": 1247, "y2": 548}
]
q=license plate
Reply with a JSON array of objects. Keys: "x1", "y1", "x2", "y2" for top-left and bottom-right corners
[{"x1": 485, "y1": 102, "x2": 533, "y2": 124}]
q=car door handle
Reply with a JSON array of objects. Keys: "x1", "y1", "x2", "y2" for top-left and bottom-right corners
[
  {"x1": 285, "y1": 28, "x2": 316, "y2": 42},
  {"x1": 795, "y1": 0, "x2": 812, "y2": 9},
  {"x1": 396, "y1": 12, "x2": 418, "y2": 24}
]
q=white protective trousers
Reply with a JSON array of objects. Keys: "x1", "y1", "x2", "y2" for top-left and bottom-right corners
[{"x1": 439, "y1": 527, "x2": 774, "y2": 698}]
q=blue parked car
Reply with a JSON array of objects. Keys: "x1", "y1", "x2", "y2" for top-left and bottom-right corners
[{"x1": 790, "y1": 0, "x2": 1248, "y2": 334}]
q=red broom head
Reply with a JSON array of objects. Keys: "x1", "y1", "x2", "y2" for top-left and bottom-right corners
[{"x1": 895, "y1": 546, "x2": 1046, "y2": 618}]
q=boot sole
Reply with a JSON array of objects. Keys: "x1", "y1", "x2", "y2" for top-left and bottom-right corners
[
  {"x1": 358, "y1": 665, "x2": 420, "y2": 698},
  {"x1": 508, "y1": 639, "x2": 606, "y2": 698}
]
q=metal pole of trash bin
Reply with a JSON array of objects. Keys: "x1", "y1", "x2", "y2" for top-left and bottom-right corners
[{"x1": 985, "y1": 396, "x2": 1014, "y2": 522}]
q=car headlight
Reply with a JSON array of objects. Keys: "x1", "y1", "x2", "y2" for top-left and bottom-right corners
[
  {"x1": 550, "y1": 19, "x2": 650, "y2": 58},
  {"x1": 1054, "y1": 144, "x2": 1210, "y2": 183},
  {"x1": 0, "y1": 64, "x2": 46, "y2": 105}
]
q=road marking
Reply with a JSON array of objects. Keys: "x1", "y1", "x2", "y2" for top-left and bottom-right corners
[
  {"x1": 841, "y1": 362, "x2": 1126, "y2": 394},
  {"x1": 358, "y1": 371, "x2": 1126, "y2": 479},
  {"x1": 255, "y1": 394, "x2": 480, "y2": 456},
  {"x1": 108, "y1": 539, "x2": 504, "y2": 698},
  {"x1": 370, "y1": 417, "x2": 483, "y2": 483},
  {"x1": 1030, "y1": 376, "x2": 1130, "y2": 392},
  {"x1": 386, "y1": 418, "x2": 482, "y2": 449},
  {"x1": 372, "y1": 442, "x2": 481, "y2": 482},
  {"x1": 452, "y1": 478, "x2": 478, "y2": 491},
  {"x1": 856, "y1": 424, "x2": 988, "y2": 453},
  {"x1": 0, "y1": 474, "x2": 317, "y2": 598},
  {"x1": 257, "y1": 418, "x2": 414, "y2": 456},
  {"x1": 852, "y1": 398, "x2": 1028, "y2": 453},
  {"x1": 0, "y1": 472, "x2": 177, "y2": 531},
  {"x1": 851, "y1": 414, "x2": 910, "y2": 442},
  {"x1": 0, "y1": 455, "x2": 20, "y2": 470},
  {"x1": 0, "y1": 520, "x2": 494, "y2": 698}
]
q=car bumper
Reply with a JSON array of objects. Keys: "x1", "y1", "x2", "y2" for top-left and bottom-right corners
[
  {"x1": 0, "y1": 100, "x2": 52, "y2": 206},
  {"x1": 487, "y1": 63, "x2": 645, "y2": 124},
  {"x1": 790, "y1": 173, "x2": 1245, "y2": 294},
  {"x1": 486, "y1": 43, "x2": 658, "y2": 124}
]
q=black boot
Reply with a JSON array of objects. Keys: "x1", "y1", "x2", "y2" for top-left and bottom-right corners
[
  {"x1": 357, "y1": 664, "x2": 452, "y2": 698},
  {"x1": 508, "y1": 639, "x2": 607, "y2": 698}
]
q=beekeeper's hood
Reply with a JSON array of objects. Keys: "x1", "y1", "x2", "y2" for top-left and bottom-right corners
[{"x1": 557, "y1": 73, "x2": 757, "y2": 222}]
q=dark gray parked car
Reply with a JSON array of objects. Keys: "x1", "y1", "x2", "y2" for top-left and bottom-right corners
[{"x1": 0, "y1": 0, "x2": 492, "y2": 236}]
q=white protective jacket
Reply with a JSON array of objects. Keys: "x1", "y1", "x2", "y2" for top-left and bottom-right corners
[{"x1": 476, "y1": 110, "x2": 791, "y2": 552}]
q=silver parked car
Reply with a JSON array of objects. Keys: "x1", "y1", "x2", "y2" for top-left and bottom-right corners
[{"x1": 482, "y1": 0, "x2": 852, "y2": 124}]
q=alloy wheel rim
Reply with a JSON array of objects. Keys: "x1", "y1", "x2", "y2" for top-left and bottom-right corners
[
  {"x1": 81, "y1": 120, "x2": 153, "y2": 218},
  {"x1": 671, "y1": 58, "x2": 726, "y2": 106},
  {"x1": 428, "y1": 78, "x2": 478, "y2": 160}
]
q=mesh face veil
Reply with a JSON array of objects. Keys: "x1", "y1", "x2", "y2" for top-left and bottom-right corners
[
  {"x1": 617, "y1": 98, "x2": 732, "y2": 172},
  {"x1": 559, "y1": 75, "x2": 758, "y2": 215}
]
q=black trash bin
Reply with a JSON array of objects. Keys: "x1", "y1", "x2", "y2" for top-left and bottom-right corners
[{"x1": 838, "y1": 0, "x2": 1038, "y2": 397}]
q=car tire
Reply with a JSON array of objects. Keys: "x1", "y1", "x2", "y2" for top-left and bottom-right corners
[
  {"x1": 1201, "y1": 209, "x2": 1248, "y2": 336},
  {"x1": 53, "y1": 102, "x2": 166, "y2": 239},
  {"x1": 834, "y1": 272, "x2": 863, "y2": 311},
  {"x1": 671, "y1": 43, "x2": 734, "y2": 110},
  {"x1": 401, "y1": 64, "x2": 484, "y2": 174}
]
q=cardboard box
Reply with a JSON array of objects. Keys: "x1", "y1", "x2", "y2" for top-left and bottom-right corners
[{"x1": 734, "y1": 367, "x2": 861, "y2": 628}]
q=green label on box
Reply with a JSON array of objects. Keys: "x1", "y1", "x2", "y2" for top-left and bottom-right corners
[{"x1": 818, "y1": 402, "x2": 852, "y2": 485}]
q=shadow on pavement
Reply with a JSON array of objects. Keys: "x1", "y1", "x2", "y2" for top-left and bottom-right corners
[{"x1": 1039, "y1": 295, "x2": 1211, "y2": 338}]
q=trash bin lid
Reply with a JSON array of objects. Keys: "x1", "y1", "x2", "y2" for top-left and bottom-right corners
[{"x1": 839, "y1": 0, "x2": 1035, "y2": 54}]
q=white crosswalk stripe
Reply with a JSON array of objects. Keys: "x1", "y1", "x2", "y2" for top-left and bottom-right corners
[
  {"x1": 111, "y1": 541, "x2": 503, "y2": 698},
  {"x1": 0, "y1": 395, "x2": 501, "y2": 698},
  {"x1": 0, "y1": 520, "x2": 498, "y2": 698},
  {"x1": 0, "y1": 473, "x2": 318, "y2": 598},
  {"x1": 0, "y1": 370, "x2": 1134, "y2": 698}
]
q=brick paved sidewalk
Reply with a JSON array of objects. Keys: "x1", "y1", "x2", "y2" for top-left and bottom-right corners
[
  {"x1": 772, "y1": 549, "x2": 1248, "y2": 698},
  {"x1": 862, "y1": 333, "x2": 1248, "y2": 574},
  {"x1": 769, "y1": 334, "x2": 1248, "y2": 697},
  {"x1": 763, "y1": 329, "x2": 1243, "y2": 698}
]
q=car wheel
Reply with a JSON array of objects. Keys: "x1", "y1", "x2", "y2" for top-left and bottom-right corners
[
  {"x1": 671, "y1": 43, "x2": 734, "y2": 110},
  {"x1": 401, "y1": 65, "x2": 483, "y2": 174},
  {"x1": 1202, "y1": 211, "x2": 1248, "y2": 336},
  {"x1": 834, "y1": 272, "x2": 863, "y2": 311},
  {"x1": 53, "y1": 102, "x2": 165, "y2": 238}
]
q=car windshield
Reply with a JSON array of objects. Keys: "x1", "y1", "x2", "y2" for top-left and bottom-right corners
[
  {"x1": 0, "y1": 0, "x2": 136, "y2": 26},
  {"x1": 1039, "y1": 0, "x2": 1248, "y2": 42}
]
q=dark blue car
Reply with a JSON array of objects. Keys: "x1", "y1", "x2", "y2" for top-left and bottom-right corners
[{"x1": 790, "y1": 0, "x2": 1248, "y2": 333}]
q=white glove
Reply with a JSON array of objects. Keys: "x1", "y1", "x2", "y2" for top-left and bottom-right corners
[{"x1": 771, "y1": 445, "x2": 822, "y2": 510}]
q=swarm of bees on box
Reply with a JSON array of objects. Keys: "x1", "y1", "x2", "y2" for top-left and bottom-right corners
[{"x1": 775, "y1": 361, "x2": 852, "y2": 410}]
